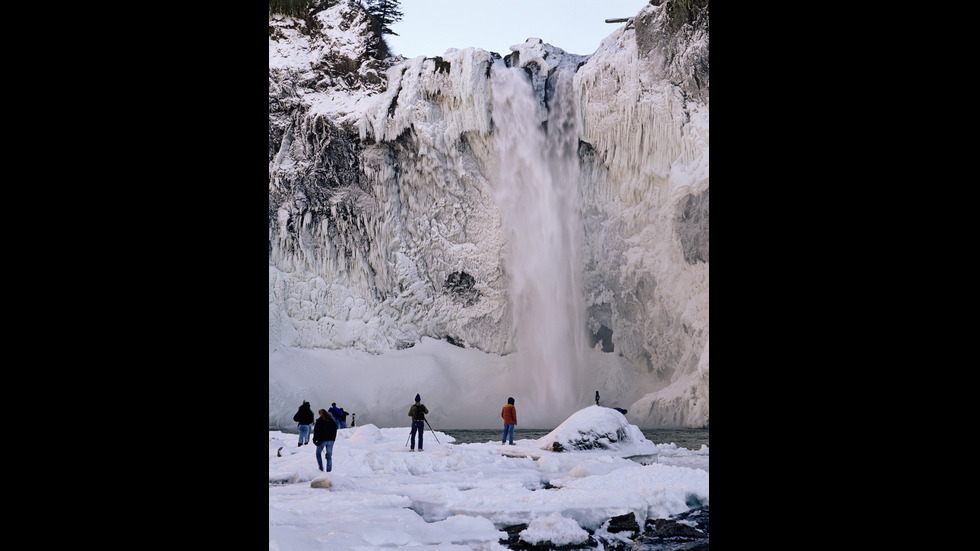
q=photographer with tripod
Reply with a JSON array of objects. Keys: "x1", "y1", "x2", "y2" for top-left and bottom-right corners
[{"x1": 407, "y1": 394, "x2": 429, "y2": 451}]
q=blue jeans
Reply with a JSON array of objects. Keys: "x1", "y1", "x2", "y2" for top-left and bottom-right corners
[
  {"x1": 410, "y1": 420, "x2": 425, "y2": 450},
  {"x1": 316, "y1": 441, "x2": 334, "y2": 472},
  {"x1": 298, "y1": 424, "x2": 312, "y2": 445},
  {"x1": 502, "y1": 424, "x2": 515, "y2": 445}
]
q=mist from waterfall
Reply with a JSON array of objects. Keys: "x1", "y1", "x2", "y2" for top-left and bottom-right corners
[{"x1": 489, "y1": 61, "x2": 590, "y2": 426}]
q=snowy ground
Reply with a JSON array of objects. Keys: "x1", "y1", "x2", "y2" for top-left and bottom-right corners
[{"x1": 269, "y1": 406, "x2": 708, "y2": 550}]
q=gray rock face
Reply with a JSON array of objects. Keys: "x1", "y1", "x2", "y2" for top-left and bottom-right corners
[
  {"x1": 675, "y1": 189, "x2": 709, "y2": 264},
  {"x1": 640, "y1": 0, "x2": 709, "y2": 103}
]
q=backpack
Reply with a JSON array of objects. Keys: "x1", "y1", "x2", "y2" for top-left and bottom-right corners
[{"x1": 409, "y1": 404, "x2": 427, "y2": 421}]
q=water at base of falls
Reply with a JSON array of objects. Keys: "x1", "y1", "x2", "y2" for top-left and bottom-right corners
[
  {"x1": 270, "y1": 426, "x2": 710, "y2": 450},
  {"x1": 442, "y1": 428, "x2": 710, "y2": 450}
]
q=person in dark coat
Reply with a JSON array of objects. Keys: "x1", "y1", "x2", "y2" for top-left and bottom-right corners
[
  {"x1": 292, "y1": 401, "x2": 315, "y2": 446},
  {"x1": 313, "y1": 408, "x2": 339, "y2": 472},
  {"x1": 407, "y1": 394, "x2": 429, "y2": 451},
  {"x1": 328, "y1": 403, "x2": 345, "y2": 428}
]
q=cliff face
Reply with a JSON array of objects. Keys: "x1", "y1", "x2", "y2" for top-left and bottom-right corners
[
  {"x1": 269, "y1": 1, "x2": 709, "y2": 427},
  {"x1": 573, "y1": 1, "x2": 708, "y2": 427}
]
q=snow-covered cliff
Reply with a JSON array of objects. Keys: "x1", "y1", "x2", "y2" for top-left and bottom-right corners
[{"x1": 269, "y1": 0, "x2": 709, "y2": 428}]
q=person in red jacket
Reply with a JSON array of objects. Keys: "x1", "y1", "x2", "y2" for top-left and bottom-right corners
[{"x1": 501, "y1": 397, "x2": 517, "y2": 445}]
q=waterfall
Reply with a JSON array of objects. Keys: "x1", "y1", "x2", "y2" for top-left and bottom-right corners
[
  {"x1": 271, "y1": 3, "x2": 711, "y2": 429},
  {"x1": 490, "y1": 61, "x2": 590, "y2": 426}
]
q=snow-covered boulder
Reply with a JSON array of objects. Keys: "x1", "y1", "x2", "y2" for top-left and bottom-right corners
[
  {"x1": 310, "y1": 474, "x2": 332, "y2": 489},
  {"x1": 520, "y1": 511, "x2": 591, "y2": 546},
  {"x1": 536, "y1": 406, "x2": 649, "y2": 452},
  {"x1": 347, "y1": 423, "x2": 384, "y2": 445}
]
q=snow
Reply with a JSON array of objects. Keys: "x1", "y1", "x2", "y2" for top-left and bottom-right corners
[
  {"x1": 269, "y1": 406, "x2": 708, "y2": 550},
  {"x1": 268, "y1": 6, "x2": 709, "y2": 545}
]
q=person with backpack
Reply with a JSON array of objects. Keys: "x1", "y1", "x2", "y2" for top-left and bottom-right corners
[
  {"x1": 292, "y1": 401, "x2": 315, "y2": 447},
  {"x1": 408, "y1": 394, "x2": 429, "y2": 452},
  {"x1": 328, "y1": 403, "x2": 345, "y2": 427},
  {"x1": 501, "y1": 397, "x2": 517, "y2": 445},
  {"x1": 313, "y1": 408, "x2": 338, "y2": 472}
]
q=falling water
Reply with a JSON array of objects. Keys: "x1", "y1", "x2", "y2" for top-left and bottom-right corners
[{"x1": 490, "y1": 61, "x2": 589, "y2": 427}]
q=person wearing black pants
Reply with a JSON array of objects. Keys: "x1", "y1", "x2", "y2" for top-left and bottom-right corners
[{"x1": 407, "y1": 394, "x2": 429, "y2": 451}]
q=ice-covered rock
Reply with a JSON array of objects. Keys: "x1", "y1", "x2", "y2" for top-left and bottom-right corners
[
  {"x1": 520, "y1": 511, "x2": 591, "y2": 546},
  {"x1": 537, "y1": 406, "x2": 649, "y2": 452}
]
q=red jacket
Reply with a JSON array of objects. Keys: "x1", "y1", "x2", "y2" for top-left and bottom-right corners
[{"x1": 501, "y1": 404, "x2": 517, "y2": 425}]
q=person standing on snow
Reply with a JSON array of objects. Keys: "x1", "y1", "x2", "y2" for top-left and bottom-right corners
[
  {"x1": 313, "y1": 408, "x2": 338, "y2": 472},
  {"x1": 328, "y1": 403, "x2": 345, "y2": 427},
  {"x1": 501, "y1": 397, "x2": 517, "y2": 445},
  {"x1": 408, "y1": 394, "x2": 429, "y2": 451},
  {"x1": 292, "y1": 401, "x2": 315, "y2": 447}
]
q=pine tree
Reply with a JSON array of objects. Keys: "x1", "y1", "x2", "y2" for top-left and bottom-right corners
[
  {"x1": 364, "y1": 0, "x2": 403, "y2": 36},
  {"x1": 269, "y1": 0, "x2": 317, "y2": 18}
]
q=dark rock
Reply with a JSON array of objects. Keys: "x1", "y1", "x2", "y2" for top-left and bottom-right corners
[
  {"x1": 495, "y1": 507, "x2": 708, "y2": 551},
  {"x1": 674, "y1": 189, "x2": 708, "y2": 264},
  {"x1": 650, "y1": 0, "x2": 709, "y2": 34},
  {"x1": 499, "y1": 523, "x2": 529, "y2": 547},
  {"x1": 444, "y1": 271, "x2": 480, "y2": 306},
  {"x1": 551, "y1": 426, "x2": 633, "y2": 452},
  {"x1": 444, "y1": 335, "x2": 465, "y2": 348},
  {"x1": 637, "y1": 0, "x2": 709, "y2": 103},
  {"x1": 625, "y1": 507, "x2": 708, "y2": 551},
  {"x1": 607, "y1": 512, "x2": 640, "y2": 534},
  {"x1": 651, "y1": 519, "x2": 706, "y2": 539},
  {"x1": 591, "y1": 324, "x2": 614, "y2": 352},
  {"x1": 429, "y1": 56, "x2": 452, "y2": 74}
]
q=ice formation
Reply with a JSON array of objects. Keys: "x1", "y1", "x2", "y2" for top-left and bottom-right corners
[{"x1": 269, "y1": 1, "x2": 709, "y2": 429}]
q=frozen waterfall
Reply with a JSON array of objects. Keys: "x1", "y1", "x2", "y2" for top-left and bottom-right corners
[
  {"x1": 269, "y1": 1, "x2": 709, "y2": 430},
  {"x1": 490, "y1": 61, "x2": 591, "y2": 422}
]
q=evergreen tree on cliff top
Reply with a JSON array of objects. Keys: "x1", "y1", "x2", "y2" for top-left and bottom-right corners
[
  {"x1": 364, "y1": 0, "x2": 403, "y2": 36},
  {"x1": 269, "y1": 0, "x2": 316, "y2": 17},
  {"x1": 270, "y1": 0, "x2": 403, "y2": 33}
]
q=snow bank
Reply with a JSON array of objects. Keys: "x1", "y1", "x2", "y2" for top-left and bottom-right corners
[{"x1": 270, "y1": 405, "x2": 708, "y2": 550}]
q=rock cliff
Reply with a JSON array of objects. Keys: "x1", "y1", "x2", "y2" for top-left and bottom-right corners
[{"x1": 269, "y1": 0, "x2": 709, "y2": 428}]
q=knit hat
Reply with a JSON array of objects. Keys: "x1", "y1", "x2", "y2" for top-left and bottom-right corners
[{"x1": 415, "y1": 394, "x2": 421, "y2": 402}]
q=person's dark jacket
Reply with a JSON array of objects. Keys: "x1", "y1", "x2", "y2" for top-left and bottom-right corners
[
  {"x1": 408, "y1": 403, "x2": 428, "y2": 421},
  {"x1": 313, "y1": 415, "x2": 338, "y2": 445},
  {"x1": 293, "y1": 402, "x2": 315, "y2": 425}
]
